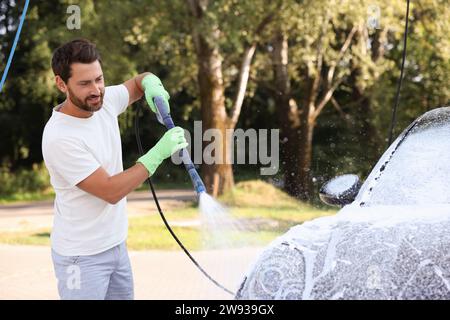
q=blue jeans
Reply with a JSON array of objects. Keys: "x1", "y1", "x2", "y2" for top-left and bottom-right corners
[{"x1": 51, "y1": 241, "x2": 134, "y2": 300}]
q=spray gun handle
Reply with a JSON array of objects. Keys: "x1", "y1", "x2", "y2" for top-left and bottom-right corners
[{"x1": 153, "y1": 96, "x2": 175, "y2": 129}]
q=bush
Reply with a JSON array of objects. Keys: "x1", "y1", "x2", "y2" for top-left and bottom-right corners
[{"x1": 0, "y1": 163, "x2": 51, "y2": 197}]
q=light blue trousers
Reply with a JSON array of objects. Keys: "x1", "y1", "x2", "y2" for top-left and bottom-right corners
[{"x1": 51, "y1": 241, "x2": 134, "y2": 300}]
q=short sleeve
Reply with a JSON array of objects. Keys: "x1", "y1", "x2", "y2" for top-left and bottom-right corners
[
  {"x1": 103, "y1": 85, "x2": 130, "y2": 116},
  {"x1": 44, "y1": 139, "x2": 101, "y2": 188}
]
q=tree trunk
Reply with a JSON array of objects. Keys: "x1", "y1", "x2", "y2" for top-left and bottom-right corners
[
  {"x1": 272, "y1": 30, "x2": 315, "y2": 201},
  {"x1": 271, "y1": 30, "x2": 302, "y2": 196},
  {"x1": 351, "y1": 27, "x2": 386, "y2": 166},
  {"x1": 191, "y1": 29, "x2": 234, "y2": 196},
  {"x1": 297, "y1": 108, "x2": 315, "y2": 201},
  {"x1": 272, "y1": 30, "x2": 316, "y2": 201},
  {"x1": 187, "y1": 0, "x2": 275, "y2": 196}
]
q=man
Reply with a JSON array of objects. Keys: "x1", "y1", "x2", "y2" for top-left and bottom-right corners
[{"x1": 41, "y1": 39, "x2": 188, "y2": 300}]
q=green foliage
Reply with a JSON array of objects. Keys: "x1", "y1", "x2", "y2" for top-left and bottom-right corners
[
  {"x1": 0, "y1": 163, "x2": 50, "y2": 197},
  {"x1": 0, "y1": 0, "x2": 448, "y2": 199}
]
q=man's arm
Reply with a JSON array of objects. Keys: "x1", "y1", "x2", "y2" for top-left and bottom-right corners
[
  {"x1": 76, "y1": 127, "x2": 188, "y2": 205},
  {"x1": 123, "y1": 72, "x2": 151, "y2": 105},
  {"x1": 77, "y1": 163, "x2": 149, "y2": 205}
]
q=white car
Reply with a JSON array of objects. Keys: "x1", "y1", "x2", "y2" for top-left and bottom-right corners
[{"x1": 236, "y1": 107, "x2": 450, "y2": 300}]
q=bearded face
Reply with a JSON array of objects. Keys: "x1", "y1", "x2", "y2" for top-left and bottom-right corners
[
  {"x1": 60, "y1": 60, "x2": 105, "y2": 113},
  {"x1": 67, "y1": 85, "x2": 105, "y2": 112}
]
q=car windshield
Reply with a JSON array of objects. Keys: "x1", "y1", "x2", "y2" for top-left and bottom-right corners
[{"x1": 364, "y1": 108, "x2": 450, "y2": 206}]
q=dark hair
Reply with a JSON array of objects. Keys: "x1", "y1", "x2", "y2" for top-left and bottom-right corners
[{"x1": 51, "y1": 39, "x2": 102, "y2": 83}]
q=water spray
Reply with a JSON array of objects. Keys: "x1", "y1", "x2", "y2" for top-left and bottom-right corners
[{"x1": 134, "y1": 96, "x2": 234, "y2": 296}]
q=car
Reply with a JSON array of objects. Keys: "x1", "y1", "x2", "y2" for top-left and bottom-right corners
[{"x1": 236, "y1": 106, "x2": 450, "y2": 300}]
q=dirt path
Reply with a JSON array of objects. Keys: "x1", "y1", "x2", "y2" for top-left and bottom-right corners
[
  {"x1": 0, "y1": 244, "x2": 263, "y2": 300},
  {"x1": 0, "y1": 190, "x2": 266, "y2": 299}
]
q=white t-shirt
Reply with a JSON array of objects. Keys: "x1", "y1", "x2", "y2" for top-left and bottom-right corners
[{"x1": 42, "y1": 85, "x2": 130, "y2": 256}]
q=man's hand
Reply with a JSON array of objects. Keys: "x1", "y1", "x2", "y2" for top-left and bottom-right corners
[
  {"x1": 141, "y1": 74, "x2": 170, "y2": 114},
  {"x1": 137, "y1": 126, "x2": 188, "y2": 176}
]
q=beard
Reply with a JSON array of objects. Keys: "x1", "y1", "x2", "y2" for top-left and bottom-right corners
[{"x1": 67, "y1": 87, "x2": 105, "y2": 112}]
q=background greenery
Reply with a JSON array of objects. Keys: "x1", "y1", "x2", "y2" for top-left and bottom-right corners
[{"x1": 0, "y1": 0, "x2": 449, "y2": 203}]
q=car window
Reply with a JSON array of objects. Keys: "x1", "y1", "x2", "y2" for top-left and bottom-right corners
[{"x1": 362, "y1": 108, "x2": 450, "y2": 206}]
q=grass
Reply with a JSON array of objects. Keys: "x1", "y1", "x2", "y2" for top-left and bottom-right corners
[
  {"x1": 0, "y1": 190, "x2": 55, "y2": 205},
  {"x1": 0, "y1": 180, "x2": 337, "y2": 250},
  {"x1": 0, "y1": 230, "x2": 51, "y2": 246}
]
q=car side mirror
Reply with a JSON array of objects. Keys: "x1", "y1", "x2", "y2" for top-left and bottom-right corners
[{"x1": 319, "y1": 174, "x2": 361, "y2": 207}]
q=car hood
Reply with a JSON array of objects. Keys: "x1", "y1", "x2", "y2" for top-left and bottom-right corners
[{"x1": 236, "y1": 204, "x2": 450, "y2": 299}]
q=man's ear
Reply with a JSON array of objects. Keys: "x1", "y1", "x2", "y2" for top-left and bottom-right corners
[{"x1": 55, "y1": 75, "x2": 68, "y2": 94}]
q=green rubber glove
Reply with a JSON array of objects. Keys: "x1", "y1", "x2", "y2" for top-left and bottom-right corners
[
  {"x1": 141, "y1": 74, "x2": 170, "y2": 114},
  {"x1": 137, "y1": 126, "x2": 188, "y2": 176}
]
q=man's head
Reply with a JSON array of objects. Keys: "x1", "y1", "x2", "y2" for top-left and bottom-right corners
[{"x1": 52, "y1": 39, "x2": 105, "y2": 112}]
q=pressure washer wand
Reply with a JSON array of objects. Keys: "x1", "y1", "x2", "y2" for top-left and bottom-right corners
[
  {"x1": 153, "y1": 96, "x2": 206, "y2": 196},
  {"x1": 135, "y1": 100, "x2": 235, "y2": 296}
]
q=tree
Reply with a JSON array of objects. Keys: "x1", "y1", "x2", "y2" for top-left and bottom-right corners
[
  {"x1": 1, "y1": 0, "x2": 448, "y2": 200},
  {"x1": 268, "y1": 0, "x2": 410, "y2": 200},
  {"x1": 184, "y1": 0, "x2": 281, "y2": 196}
]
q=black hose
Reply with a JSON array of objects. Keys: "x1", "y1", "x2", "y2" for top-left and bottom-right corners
[
  {"x1": 387, "y1": 0, "x2": 410, "y2": 146},
  {"x1": 134, "y1": 104, "x2": 235, "y2": 297},
  {"x1": 132, "y1": 0, "x2": 411, "y2": 297}
]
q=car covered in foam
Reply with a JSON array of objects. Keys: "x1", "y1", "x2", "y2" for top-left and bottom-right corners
[{"x1": 236, "y1": 106, "x2": 450, "y2": 300}]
